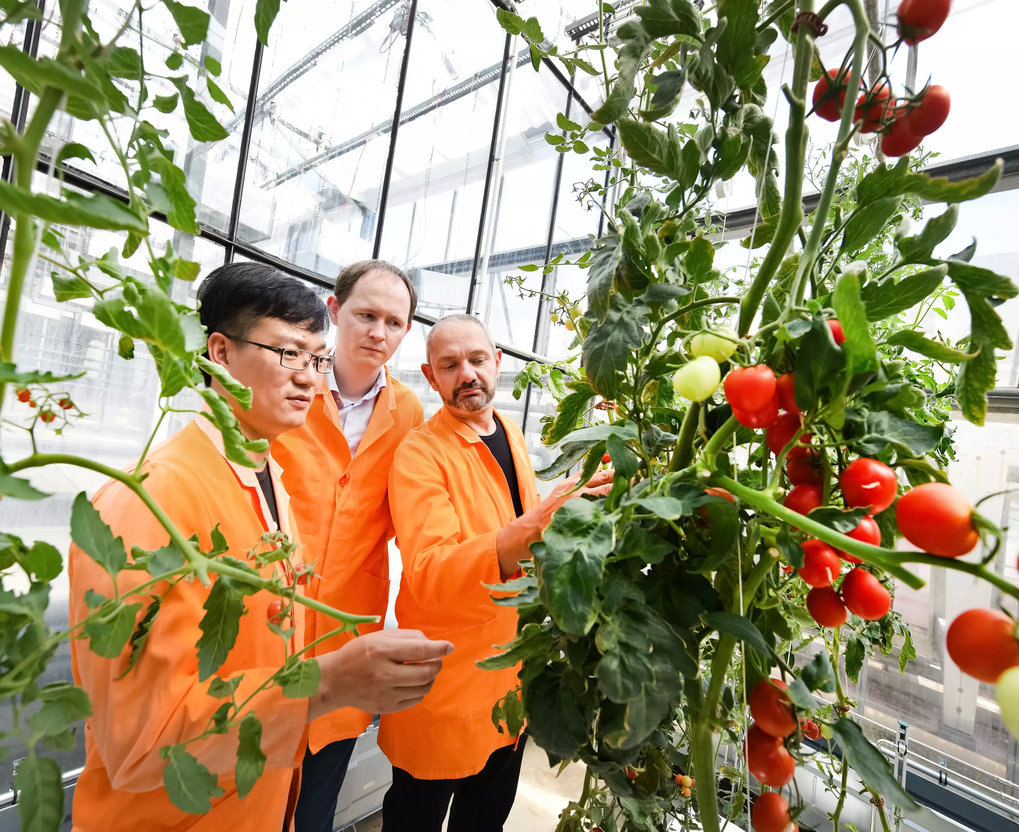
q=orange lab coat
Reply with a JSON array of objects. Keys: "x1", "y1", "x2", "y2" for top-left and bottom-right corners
[
  {"x1": 273, "y1": 369, "x2": 423, "y2": 751},
  {"x1": 69, "y1": 419, "x2": 309, "y2": 832},
  {"x1": 379, "y1": 407, "x2": 538, "y2": 779}
]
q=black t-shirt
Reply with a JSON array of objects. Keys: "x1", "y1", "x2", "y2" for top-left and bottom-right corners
[
  {"x1": 255, "y1": 464, "x2": 280, "y2": 529},
  {"x1": 479, "y1": 417, "x2": 525, "y2": 518}
]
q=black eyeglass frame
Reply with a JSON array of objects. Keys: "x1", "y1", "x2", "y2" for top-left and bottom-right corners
[{"x1": 223, "y1": 335, "x2": 335, "y2": 374}]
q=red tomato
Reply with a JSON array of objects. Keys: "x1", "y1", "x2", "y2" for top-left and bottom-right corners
[
  {"x1": 732, "y1": 393, "x2": 779, "y2": 429},
  {"x1": 784, "y1": 484, "x2": 823, "y2": 518},
  {"x1": 798, "y1": 540, "x2": 842, "y2": 588},
  {"x1": 827, "y1": 319, "x2": 846, "y2": 345},
  {"x1": 58, "y1": 397, "x2": 74, "y2": 410},
  {"x1": 841, "y1": 568, "x2": 892, "y2": 620},
  {"x1": 266, "y1": 598, "x2": 285, "y2": 625},
  {"x1": 745, "y1": 724, "x2": 796, "y2": 787},
  {"x1": 854, "y1": 82, "x2": 892, "y2": 133},
  {"x1": 903, "y1": 85, "x2": 950, "y2": 136},
  {"x1": 812, "y1": 68, "x2": 850, "y2": 122},
  {"x1": 801, "y1": 719, "x2": 822, "y2": 741},
  {"x1": 946, "y1": 609, "x2": 1019, "y2": 683},
  {"x1": 881, "y1": 117, "x2": 923, "y2": 157},
  {"x1": 294, "y1": 565, "x2": 312, "y2": 586},
  {"x1": 706, "y1": 487, "x2": 736, "y2": 503},
  {"x1": 752, "y1": 791, "x2": 791, "y2": 832},
  {"x1": 749, "y1": 678, "x2": 797, "y2": 738},
  {"x1": 840, "y1": 458, "x2": 897, "y2": 515},
  {"x1": 776, "y1": 372, "x2": 799, "y2": 414},
  {"x1": 15, "y1": 388, "x2": 31, "y2": 402},
  {"x1": 602, "y1": 452, "x2": 611, "y2": 464},
  {"x1": 897, "y1": 0, "x2": 951, "y2": 44},
  {"x1": 39, "y1": 410, "x2": 56, "y2": 423},
  {"x1": 724, "y1": 365, "x2": 777, "y2": 412},
  {"x1": 807, "y1": 586, "x2": 848, "y2": 628},
  {"x1": 786, "y1": 445, "x2": 824, "y2": 486},
  {"x1": 833, "y1": 516, "x2": 881, "y2": 564},
  {"x1": 895, "y1": 482, "x2": 978, "y2": 557},
  {"x1": 766, "y1": 411, "x2": 802, "y2": 456}
]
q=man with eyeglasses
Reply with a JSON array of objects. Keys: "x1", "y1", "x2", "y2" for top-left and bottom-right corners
[
  {"x1": 68, "y1": 263, "x2": 451, "y2": 832},
  {"x1": 273, "y1": 259, "x2": 425, "y2": 832}
]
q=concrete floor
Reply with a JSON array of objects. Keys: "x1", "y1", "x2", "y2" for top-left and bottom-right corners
[{"x1": 341, "y1": 741, "x2": 585, "y2": 831}]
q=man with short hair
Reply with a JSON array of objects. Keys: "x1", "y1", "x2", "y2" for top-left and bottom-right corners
[
  {"x1": 69, "y1": 263, "x2": 450, "y2": 832},
  {"x1": 272, "y1": 260, "x2": 425, "y2": 831},
  {"x1": 379, "y1": 314, "x2": 612, "y2": 831}
]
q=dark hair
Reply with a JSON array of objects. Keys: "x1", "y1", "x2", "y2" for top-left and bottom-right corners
[
  {"x1": 333, "y1": 259, "x2": 417, "y2": 321},
  {"x1": 197, "y1": 262, "x2": 328, "y2": 385}
]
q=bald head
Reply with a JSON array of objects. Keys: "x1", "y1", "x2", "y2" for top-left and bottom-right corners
[{"x1": 425, "y1": 314, "x2": 496, "y2": 364}]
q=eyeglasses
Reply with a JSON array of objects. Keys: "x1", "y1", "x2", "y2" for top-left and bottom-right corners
[{"x1": 224, "y1": 335, "x2": 335, "y2": 374}]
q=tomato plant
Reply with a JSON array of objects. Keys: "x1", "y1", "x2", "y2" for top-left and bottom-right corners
[
  {"x1": 946, "y1": 609, "x2": 1019, "y2": 683},
  {"x1": 895, "y1": 482, "x2": 978, "y2": 557}
]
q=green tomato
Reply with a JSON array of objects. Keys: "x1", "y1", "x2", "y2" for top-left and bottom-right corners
[
  {"x1": 672, "y1": 356, "x2": 721, "y2": 402},
  {"x1": 689, "y1": 326, "x2": 739, "y2": 362},
  {"x1": 997, "y1": 666, "x2": 1019, "y2": 740}
]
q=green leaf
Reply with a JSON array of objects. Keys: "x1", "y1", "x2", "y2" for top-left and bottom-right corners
[
  {"x1": 70, "y1": 492, "x2": 127, "y2": 577},
  {"x1": 643, "y1": 68, "x2": 686, "y2": 118},
  {"x1": 83, "y1": 601, "x2": 142, "y2": 658},
  {"x1": 14, "y1": 755, "x2": 63, "y2": 832},
  {"x1": 0, "y1": 45, "x2": 103, "y2": 104},
  {"x1": 591, "y1": 22, "x2": 650, "y2": 124},
  {"x1": 479, "y1": 622, "x2": 555, "y2": 671},
  {"x1": 806, "y1": 506, "x2": 869, "y2": 534},
  {"x1": 197, "y1": 577, "x2": 252, "y2": 681},
  {"x1": 199, "y1": 391, "x2": 268, "y2": 468},
  {"x1": 800, "y1": 650, "x2": 836, "y2": 692},
  {"x1": 495, "y1": 8, "x2": 525, "y2": 35},
  {"x1": 164, "y1": 0, "x2": 210, "y2": 45},
  {"x1": 0, "y1": 470, "x2": 49, "y2": 500},
  {"x1": 235, "y1": 712, "x2": 266, "y2": 798},
  {"x1": 165, "y1": 52, "x2": 183, "y2": 71},
  {"x1": 582, "y1": 295, "x2": 649, "y2": 399},
  {"x1": 885, "y1": 331, "x2": 976, "y2": 363},
  {"x1": 703, "y1": 611, "x2": 772, "y2": 656},
  {"x1": 27, "y1": 682, "x2": 92, "y2": 735},
  {"x1": 523, "y1": 665, "x2": 588, "y2": 759},
  {"x1": 845, "y1": 636, "x2": 866, "y2": 683},
  {"x1": 854, "y1": 411, "x2": 945, "y2": 458},
  {"x1": 0, "y1": 179, "x2": 147, "y2": 232},
  {"x1": 107, "y1": 46, "x2": 143, "y2": 80},
  {"x1": 536, "y1": 499, "x2": 614, "y2": 636},
  {"x1": 207, "y1": 78, "x2": 234, "y2": 113},
  {"x1": 278, "y1": 657, "x2": 321, "y2": 698},
  {"x1": 617, "y1": 119, "x2": 686, "y2": 182},
  {"x1": 831, "y1": 718, "x2": 921, "y2": 814},
  {"x1": 545, "y1": 387, "x2": 594, "y2": 446},
  {"x1": 896, "y1": 204, "x2": 958, "y2": 263},
  {"x1": 716, "y1": 0, "x2": 762, "y2": 89},
  {"x1": 842, "y1": 197, "x2": 901, "y2": 255},
  {"x1": 254, "y1": 0, "x2": 283, "y2": 45},
  {"x1": 153, "y1": 93, "x2": 179, "y2": 114},
  {"x1": 491, "y1": 689, "x2": 527, "y2": 737},
  {"x1": 536, "y1": 422, "x2": 638, "y2": 480},
  {"x1": 168, "y1": 76, "x2": 229, "y2": 142},
  {"x1": 119, "y1": 595, "x2": 161, "y2": 679},
  {"x1": 197, "y1": 357, "x2": 259, "y2": 410},
  {"x1": 861, "y1": 265, "x2": 947, "y2": 321},
  {"x1": 208, "y1": 675, "x2": 242, "y2": 698},
  {"x1": 204, "y1": 55, "x2": 222, "y2": 76},
  {"x1": 50, "y1": 271, "x2": 92, "y2": 301},
  {"x1": 634, "y1": 0, "x2": 701, "y2": 38},
  {"x1": 135, "y1": 542, "x2": 187, "y2": 576},
  {"x1": 792, "y1": 317, "x2": 847, "y2": 411},
  {"x1": 162, "y1": 745, "x2": 224, "y2": 813},
  {"x1": 149, "y1": 154, "x2": 199, "y2": 234},
  {"x1": 55, "y1": 141, "x2": 95, "y2": 167},
  {"x1": 587, "y1": 235, "x2": 620, "y2": 323},
  {"x1": 23, "y1": 541, "x2": 61, "y2": 580},
  {"x1": 858, "y1": 158, "x2": 1001, "y2": 207},
  {"x1": 833, "y1": 271, "x2": 877, "y2": 376}
]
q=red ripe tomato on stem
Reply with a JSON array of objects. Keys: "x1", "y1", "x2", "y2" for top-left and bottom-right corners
[
  {"x1": 881, "y1": 117, "x2": 923, "y2": 158},
  {"x1": 897, "y1": 0, "x2": 951, "y2": 45},
  {"x1": 724, "y1": 365, "x2": 777, "y2": 412},
  {"x1": 946, "y1": 608, "x2": 1019, "y2": 683},
  {"x1": 812, "y1": 68, "x2": 851, "y2": 122},
  {"x1": 266, "y1": 598, "x2": 285, "y2": 625},
  {"x1": 854, "y1": 82, "x2": 892, "y2": 133},
  {"x1": 784, "y1": 484, "x2": 823, "y2": 520},
  {"x1": 776, "y1": 372, "x2": 799, "y2": 414},
  {"x1": 833, "y1": 515, "x2": 881, "y2": 564},
  {"x1": 786, "y1": 445, "x2": 824, "y2": 487},
  {"x1": 827, "y1": 319, "x2": 846, "y2": 345},
  {"x1": 840, "y1": 457, "x2": 897, "y2": 515},
  {"x1": 752, "y1": 791, "x2": 791, "y2": 832},
  {"x1": 749, "y1": 678, "x2": 797, "y2": 738},
  {"x1": 841, "y1": 568, "x2": 892, "y2": 620},
  {"x1": 895, "y1": 482, "x2": 978, "y2": 557},
  {"x1": 732, "y1": 393, "x2": 780, "y2": 429},
  {"x1": 903, "y1": 85, "x2": 950, "y2": 137},
  {"x1": 807, "y1": 586, "x2": 848, "y2": 628},
  {"x1": 766, "y1": 411, "x2": 803, "y2": 456},
  {"x1": 798, "y1": 540, "x2": 842, "y2": 588},
  {"x1": 745, "y1": 724, "x2": 796, "y2": 788},
  {"x1": 801, "y1": 719, "x2": 822, "y2": 741}
]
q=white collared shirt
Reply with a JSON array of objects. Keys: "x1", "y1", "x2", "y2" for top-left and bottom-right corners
[{"x1": 329, "y1": 367, "x2": 387, "y2": 455}]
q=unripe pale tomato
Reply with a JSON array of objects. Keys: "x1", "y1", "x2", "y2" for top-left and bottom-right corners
[
  {"x1": 996, "y1": 667, "x2": 1019, "y2": 741},
  {"x1": 672, "y1": 356, "x2": 721, "y2": 402},
  {"x1": 798, "y1": 540, "x2": 842, "y2": 588},
  {"x1": 840, "y1": 458, "x2": 897, "y2": 515},
  {"x1": 895, "y1": 482, "x2": 978, "y2": 557},
  {"x1": 903, "y1": 85, "x2": 950, "y2": 136},
  {"x1": 749, "y1": 678, "x2": 797, "y2": 738},
  {"x1": 724, "y1": 365, "x2": 776, "y2": 412},
  {"x1": 745, "y1": 724, "x2": 796, "y2": 787},
  {"x1": 946, "y1": 609, "x2": 1019, "y2": 683},
  {"x1": 841, "y1": 568, "x2": 892, "y2": 620},
  {"x1": 752, "y1": 790, "x2": 791, "y2": 832},
  {"x1": 832, "y1": 515, "x2": 881, "y2": 564},
  {"x1": 690, "y1": 326, "x2": 739, "y2": 362},
  {"x1": 897, "y1": 0, "x2": 951, "y2": 45},
  {"x1": 807, "y1": 586, "x2": 848, "y2": 628}
]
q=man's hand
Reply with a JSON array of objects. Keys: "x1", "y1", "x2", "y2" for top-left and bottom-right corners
[
  {"x1": 309, "y1": 629, "x2": 453, "y2": 721},
  {"x1": 495, "y1": 468, "x2": 615, "y2": 578}
]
